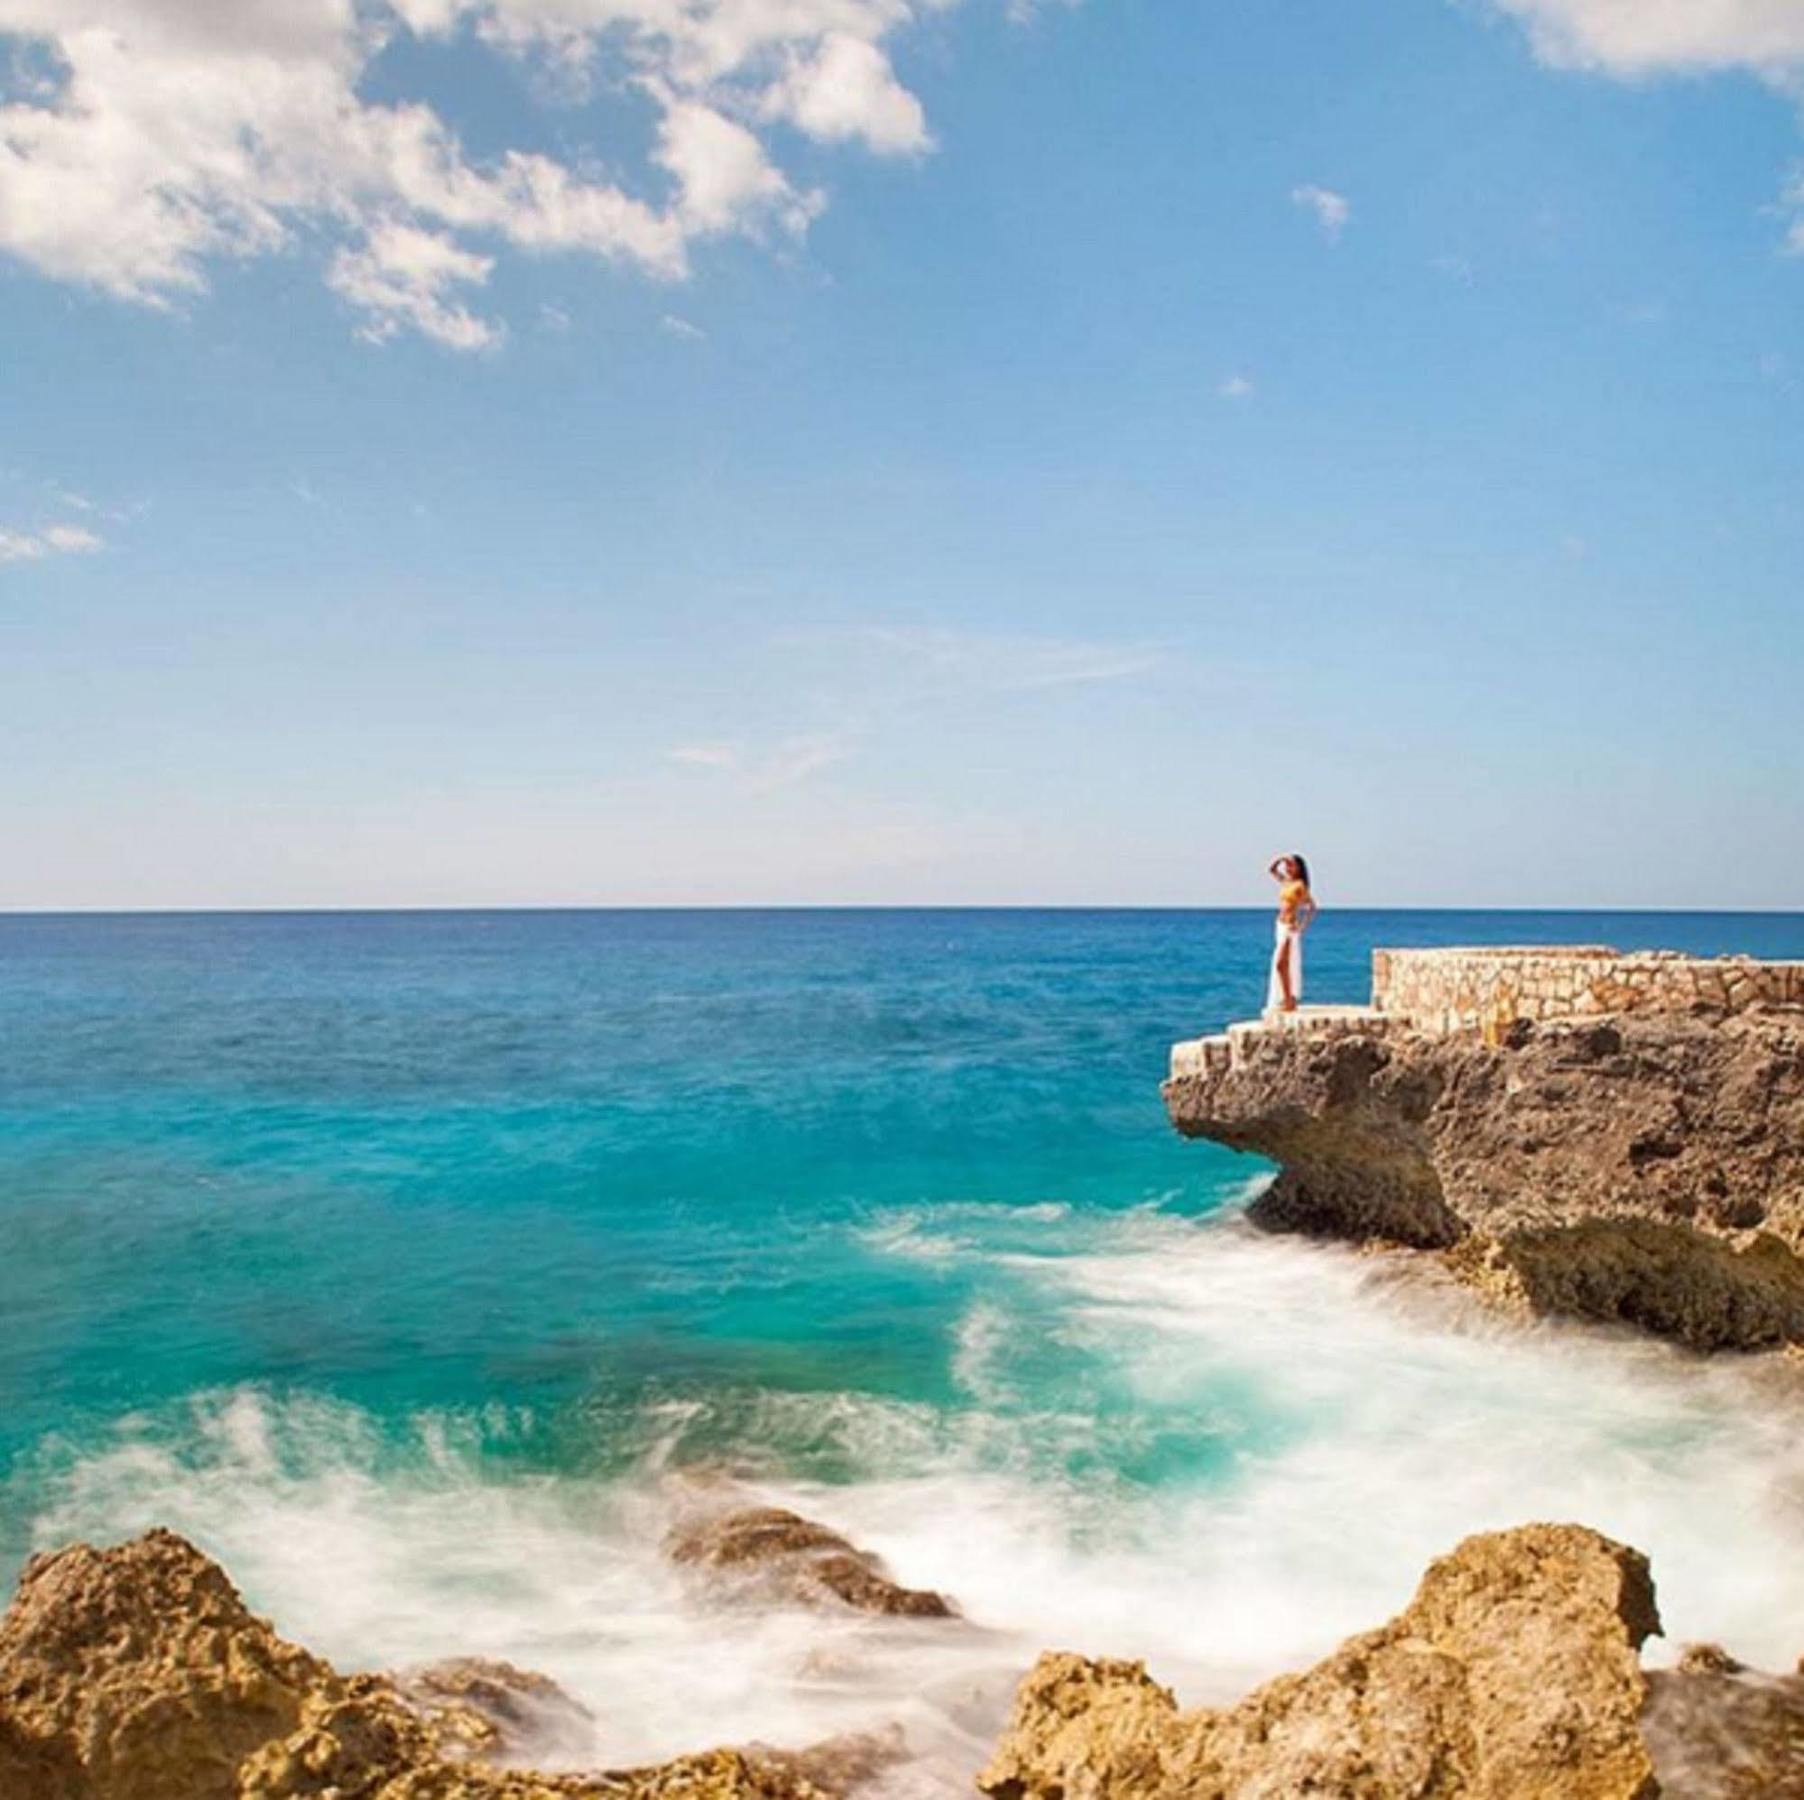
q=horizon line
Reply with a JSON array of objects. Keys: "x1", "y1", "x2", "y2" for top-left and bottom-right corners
[{"x1": 3, "y1": 903, "x2": 1803, "y2": 920}]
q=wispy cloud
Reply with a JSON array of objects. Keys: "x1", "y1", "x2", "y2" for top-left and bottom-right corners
[
  {"x1": 670, "y1": 733, "x2": 850, "y2": 792},
  {"x1": 660, "y1": 313, "x2": 708, "y2": 342},
  {"x1": 0, "y1": 521, "x2": 104, "y2": 565},
  {"x1": 1291, "y1": 183, "x2": 1350, "y2": 241},
  {"x1": 842, "y1": 626, "x2": 1163, "y2": 695},
  {"x1": 1218, "y1": 373, "x2": 1255, "y2": 400}
]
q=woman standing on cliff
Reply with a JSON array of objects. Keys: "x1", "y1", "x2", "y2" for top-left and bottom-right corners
[{"x1": 1267, "y1": 855, "x2": 1317, "y2": 1013}]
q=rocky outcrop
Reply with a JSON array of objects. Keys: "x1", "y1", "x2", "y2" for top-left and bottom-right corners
[
  {"x1": 1163, "y1": 1009, "x2": 1804, "y2": 1349},
  {"x1": 0, "y1": 1529, "x2": 890, "y2": 1800},
  {"x1": 979, "y1": 1523, "x2": 1663, "y2": 1800},
  {"x1": 664, "y1": 1504, "x2": 957, "y2": 1619}
]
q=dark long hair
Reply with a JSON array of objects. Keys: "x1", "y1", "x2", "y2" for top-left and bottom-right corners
[{"x1": 1290, "y1": 853, "x2": 1311, "y2": 889}]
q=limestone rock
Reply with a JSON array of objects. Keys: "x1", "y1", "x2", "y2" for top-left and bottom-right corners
[
  {"x1": 979, "y1": 1523, "x2": 1662, "y2": 1800},
  {"x1": 1163, "y1": 1010, "x2": 1804, "y2": 1349},
  {"x1": 664, "y1": 1506, "x2": 956, "y2": 1619},
  {"x1": 0, "y1": 1527, "x2": 337, "y2": 1800},
  {"x1": 0, "y1": 1530, "x2": 891, "y2": 1800}
]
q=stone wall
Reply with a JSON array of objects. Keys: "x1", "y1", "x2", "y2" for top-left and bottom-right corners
[{"x1": 1372, "y1": 946, "x2": 1804, "y2": 1038}]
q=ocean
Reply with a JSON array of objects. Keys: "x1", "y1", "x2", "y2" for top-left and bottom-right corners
[{"x1": 4, "y1": 907, "x2": 1803, "y2": 1786}]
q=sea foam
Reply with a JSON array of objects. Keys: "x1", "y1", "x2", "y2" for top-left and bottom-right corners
[{"x1": 19, "y1": 1204, "x2": 1804, "y2": 1792}]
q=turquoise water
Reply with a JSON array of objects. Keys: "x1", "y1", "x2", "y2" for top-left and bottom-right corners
[{"x1": 5, "y1": 908, "x2": 1804, "y2": 1780}]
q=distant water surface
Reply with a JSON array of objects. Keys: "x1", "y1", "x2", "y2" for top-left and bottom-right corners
[{"x1": 3, "y1": 908, "x2": 1803, "y2": 1785}]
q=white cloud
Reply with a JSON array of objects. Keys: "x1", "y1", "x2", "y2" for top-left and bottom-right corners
[
  {"x1": 0, "y1": 519, "x2": 103, "y2": 562},
  {"x1": 0, "y1": 0, "x2": 951, "y2": 348},
  {"x1": 1218, "y1": 373, "x2": 1254, "y2": 400},
  {"x1": 1291, "y1": 183, "x2": 1350, "y2": 241},
  {"x1": 1488, "y1": 1, "x2": 1804, "y2": 78},
  {"x1": 659, "y1": 312, "x2": 707, "y2": 340},
  {"x1": 1487, "y1": 1, "x2": 1804, "y2": 251},
  {"x1": 761, "y1": 31, "x2": 932, "y2": 154},
  {"x1": 327, "y1": 222, "x2": 502, "y2": 350}
]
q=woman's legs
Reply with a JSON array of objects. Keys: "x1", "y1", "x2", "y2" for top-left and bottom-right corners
[{"x1": 1269, "y1": 930, "x2": 1296, "y2": 1012}]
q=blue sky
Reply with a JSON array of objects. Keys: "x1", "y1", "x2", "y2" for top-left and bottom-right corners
[{"x1": 2, "y1": 0, "x2": 1801, "y2": 909}]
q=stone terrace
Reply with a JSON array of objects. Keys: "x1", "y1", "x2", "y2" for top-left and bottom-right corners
[
  {"x1": 1373, "y1": 945, "x2": 1804, "y2": 1038},
  {"x1": 1169, "y1": 946, "x2": 1804, "y2": 1080}
]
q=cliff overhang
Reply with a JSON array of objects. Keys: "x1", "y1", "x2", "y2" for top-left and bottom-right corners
[{"x1": 1163, "y1": 948, "x2": 1804, "y2": 1351}]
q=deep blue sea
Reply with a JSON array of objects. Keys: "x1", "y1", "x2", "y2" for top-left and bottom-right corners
[{"x1": 4, "y1": 908, "x2": 1803, "y2": 1784}]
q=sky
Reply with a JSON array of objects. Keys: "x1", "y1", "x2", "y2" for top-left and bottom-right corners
[{"x1": 2, "y1": 0, "x2": 1802, "y2": 911}]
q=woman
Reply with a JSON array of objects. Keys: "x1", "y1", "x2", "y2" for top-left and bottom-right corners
[{"x1": 1266, "y1": 854, "x2": 1317, "y2": 1013}]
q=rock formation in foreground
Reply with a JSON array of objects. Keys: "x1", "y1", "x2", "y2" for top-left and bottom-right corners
[
  {"x1": 1164, "y1": 949, "x2": 1804, "y2": 1350},
  {"x1": 4, "y1": 1519, "x2": 1801, "y2": 1798},
  {"x1": 0, "y1": 1528, "x2": 898, "y2": 1800},
  {"x1": 980, "y1": 1522, "x2": 1804, "y2": 1800}
]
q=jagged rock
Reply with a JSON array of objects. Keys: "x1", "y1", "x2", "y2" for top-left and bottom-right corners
[
  {"x1": 1677, "y1": 1643, "x2": 1747, "y2": 1677},
  {"x1": 392, "y1": 1660, "x2": 597, "y2": 1765},
  {"x1": 0, "y1": 1527, "x2": 338, "y2": 1800},
  {"x1": 979, "y1": 1523, "x2": 1663, "y2": 1800},
  {"x1": 0, "y1": 1531, "x2": 890, "y2": 1800},
  {"x1": 664, "y1": 1506, "x2": 956, "y2": 1619},
  {"x1": 1163, "y1": 1011, "x2": 1804, "y2": 1349}
]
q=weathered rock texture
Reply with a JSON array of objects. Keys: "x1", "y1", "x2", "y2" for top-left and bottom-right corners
[
  {"x1": 979, "y1": 1523, "x2": 1665, "y2": 1800},
  {"x1": 1164, "y1": 985, "x2": 1804, "y2": 1348},
  {"x1": 664, "y1": 1505, "x2": 957, "y2": 1619},
  {"x1": 0, "y1": 1529, "x2": 885, "y2": 1800}
]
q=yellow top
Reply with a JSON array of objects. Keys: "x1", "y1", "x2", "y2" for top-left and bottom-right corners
[{"x1": 1278, "y1": 880, "x2": 1310, "y2": 926}]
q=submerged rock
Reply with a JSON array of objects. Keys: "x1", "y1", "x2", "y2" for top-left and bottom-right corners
[
  {"x1": 1163, "y1": 1009, "x2": 1804, "y2": 1349},
  {"x1": 980, "y1": 1523, "x2": 1665, "y2": 1800},
  {"x1": 664, "y1": 1504, "x2": 957, "y2": 1619},
  {"x1": 391, "y1": 1659, "x2": 598, "y2": 1766},
  {"x1": 0, "y1": 1530, "x2": 891, "y2": 1800},
  {"x1": 1642, "y1": 1660, "x2": 1804, "y2": 1799}
]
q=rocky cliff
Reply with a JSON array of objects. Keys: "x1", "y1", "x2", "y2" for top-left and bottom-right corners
[{"x1": 1163, "y1": 1005, "x2": 1804, "y2": 1350}]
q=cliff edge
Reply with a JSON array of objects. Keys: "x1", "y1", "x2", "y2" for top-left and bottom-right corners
[{"x1": 1162, "y1": 948, "x2": 1804, "y2": 1350}]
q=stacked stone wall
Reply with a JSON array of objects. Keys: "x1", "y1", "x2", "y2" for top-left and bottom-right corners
[{"x1": 1372, "y1": 946, "x2": 1804, "y2": 1038}]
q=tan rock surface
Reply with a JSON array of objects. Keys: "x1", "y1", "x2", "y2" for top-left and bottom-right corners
[
  {"x1": 0, "y1": 1530, "x2": 888, "y2": 1800},
  {"x1": 979, "y1": 1523, "x2": 1662, "y2": 1800}
]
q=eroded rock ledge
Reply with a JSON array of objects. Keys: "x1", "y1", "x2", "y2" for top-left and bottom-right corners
[{"x1": 1163, "y1": 948, "x2": 1804, "y2": 1350}]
